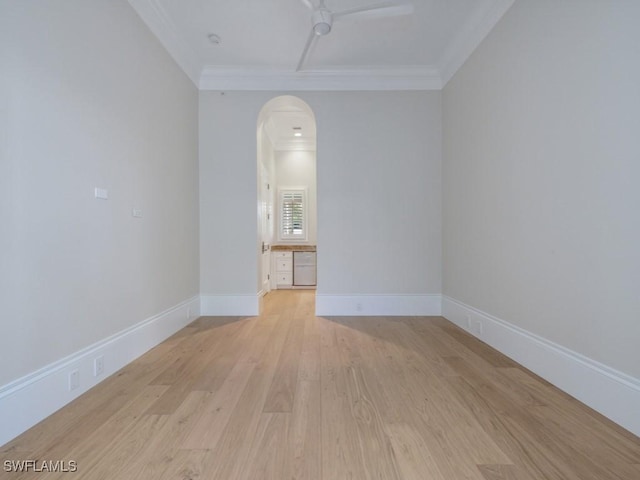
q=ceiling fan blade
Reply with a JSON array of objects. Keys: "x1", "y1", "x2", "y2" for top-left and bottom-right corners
[
  {"x1": 296, "y1": 29, "x2": 318, "y2": 72},
  {"x1": 333, "y1": 1, "x2": 414, "y2": 21},
  {"x1": 299, "y1": 0, "x2": 315, "y2": 10}
]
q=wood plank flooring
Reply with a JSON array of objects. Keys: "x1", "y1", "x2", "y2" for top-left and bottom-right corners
[{"x1": 2, "y1": 290, "x2": 639, "y2": 479}]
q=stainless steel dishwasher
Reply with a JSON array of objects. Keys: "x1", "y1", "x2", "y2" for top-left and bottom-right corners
[{"x1": 293, "y1": 251, "x2": 317, "y2": 286}]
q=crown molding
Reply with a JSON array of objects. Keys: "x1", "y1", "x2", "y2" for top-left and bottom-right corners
[
  {"x1": 199, "y1": 66, "x2": 442, "y2": 91},
  {"x1": 438, "y1": 0, "x2": 515, "y2": 87},
  {"x1": 127, "y1": 0, "x2": 201, "y2": 86}
]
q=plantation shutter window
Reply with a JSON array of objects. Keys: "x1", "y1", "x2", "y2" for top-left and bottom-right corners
[{"x1": 279, "y1": 189, "x2": 307, "y2": 240}]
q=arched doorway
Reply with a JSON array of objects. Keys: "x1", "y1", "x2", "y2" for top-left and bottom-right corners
[{"x1": 256, "y1": 96, "x2": 317, "y2": 308}]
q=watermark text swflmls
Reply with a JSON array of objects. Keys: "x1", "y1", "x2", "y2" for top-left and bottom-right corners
[{"x1": 4, "y1": 460, "x2": 78, "y2": 473}]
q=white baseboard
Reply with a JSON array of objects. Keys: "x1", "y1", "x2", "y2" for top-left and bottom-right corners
[
  {"x1": 0, "y1": 296, "x2": 200, "y2": 447},
  {"x1": 316, "y1": 294, "x2": 442, "y2": 316},
  {"x1": 442, "y1": 296, "x2": 640, "y2": 438},
  {"x1": 200, "y1": 294, "x2": 259, "y2": 316}
]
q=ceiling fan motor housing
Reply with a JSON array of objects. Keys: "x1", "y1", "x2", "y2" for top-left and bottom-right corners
[{"x1": 312, "y1": 8, "x2": 333, "y2": 36}]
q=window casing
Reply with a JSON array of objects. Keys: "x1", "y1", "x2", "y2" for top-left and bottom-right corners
[{"x1": 279, "y1": 188, "x2": 307, "y2": 241}]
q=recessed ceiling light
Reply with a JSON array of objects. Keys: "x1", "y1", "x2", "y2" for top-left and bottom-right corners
[
  {"x1": 207, "y1": 33, "x2": 221, "y2": 45},
  {"x1": 294, "y1": 132, "x2": 302, "y2": 137}
]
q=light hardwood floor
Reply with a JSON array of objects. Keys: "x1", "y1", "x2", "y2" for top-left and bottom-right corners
[{"x1": 2, "y1": 290, "x2": 639, "y2": 479}]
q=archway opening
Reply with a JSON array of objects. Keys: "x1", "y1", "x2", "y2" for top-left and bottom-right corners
[{"x1": 256, "y1": 96, "x2": 318, "y2": 307}]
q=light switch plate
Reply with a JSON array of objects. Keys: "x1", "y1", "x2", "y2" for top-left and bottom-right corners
[{"x1": 94, "y1": 188, "x2": 108, "y2": 200}]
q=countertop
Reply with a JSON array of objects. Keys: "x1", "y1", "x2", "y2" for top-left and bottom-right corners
[{"x1": 271, "y1": 245, "x2": 316, "y2": 252}]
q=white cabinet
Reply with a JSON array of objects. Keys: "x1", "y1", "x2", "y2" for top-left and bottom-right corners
[{"x1": 273, "y1": 251, "x2": 292, "y2": 288}]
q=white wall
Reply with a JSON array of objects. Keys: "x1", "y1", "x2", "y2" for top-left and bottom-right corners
[
  {"x1": 0, "y1": 0, "x2": 199, "y2": 391},
  {"x1": 274, "y1": 150, "x2": 317, "y2": 245},
  {"x1": 199, "y1": 91, "x2": 442, "y2": 315},
  {"x1": 200, "y1": 92, "x2": 263, "y2": 306},
  {"x1": 443, "y1": 0, "x2": 640, "y2": 383},
  {"x1": 314, "y1": 92, "x2": 442, "y2": 300}
]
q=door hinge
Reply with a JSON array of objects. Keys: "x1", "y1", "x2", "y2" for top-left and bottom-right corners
[{"x1": 267, "y1": 274, "x2": 270, "y2": 280}]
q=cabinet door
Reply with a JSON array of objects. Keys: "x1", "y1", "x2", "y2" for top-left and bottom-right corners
[
  {"x1": 276, "y1": 258, "x2": 293, "y2": 272},
  {"x1": 271, "y1": 251, "x2": 293, "y2": 288},
  {"x1": 276, "y1": 272, "x2": 293, "y2": 287}
]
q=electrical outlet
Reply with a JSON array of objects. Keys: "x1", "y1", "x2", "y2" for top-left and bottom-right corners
[
  {"x1": 69, "y1": 370, "x2": 79, "y2": 391},
  {"x1": 356, "y1": 302, "x2": 363, "y2": 313},
  {"x1": 94, "y1": 356, "x2": 104, "y2": 377},
  {"x1": 474, "y1": 320, "x2": 483, "y2": 336},
  {"x1": 465, "y1": 315, "x2": 471, "y2": 330}
]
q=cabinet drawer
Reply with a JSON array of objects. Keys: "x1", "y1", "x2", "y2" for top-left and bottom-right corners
[
  {"x1": 276, "y1": 273, "x2": 293, "y2": 286},
  {"x1": 274, "y1": 251, "x2": 292, "y2": 260},
  {"x1": 276, "y1": 259, "x2": 292, "y2": 272}
]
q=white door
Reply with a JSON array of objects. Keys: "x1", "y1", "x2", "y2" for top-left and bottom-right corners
[{"x1": 260, "y1": 165, "x2": 271, "y2": 295}]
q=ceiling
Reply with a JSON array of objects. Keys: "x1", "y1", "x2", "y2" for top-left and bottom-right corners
[
  {"x1": 259, "y1": 96, "x2": 317, "y2": 151},
  {"x1": 128, "y1": 0, "x2": 514, "y2": 90},
  {"x1": 263, "y1": 110, "x2": 317, "y2": 152}
]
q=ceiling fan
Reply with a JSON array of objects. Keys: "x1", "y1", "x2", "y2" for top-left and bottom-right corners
[{"x1": 296, "y1": 0, "x2": 414, "y2": 71}]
